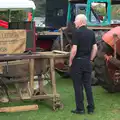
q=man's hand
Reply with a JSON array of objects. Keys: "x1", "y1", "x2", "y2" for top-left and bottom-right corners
[
  {"x1": 90, "y1": 44, "x2": 98, "y2": 61},
  {"x1": 69, "y1": 45, "x2": 77, "y2": 67},
  {"x1": 90, "y1": 60, "x2": 94, "y2": 68}
]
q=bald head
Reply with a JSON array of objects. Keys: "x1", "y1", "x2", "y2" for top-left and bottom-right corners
[
  {"x1": 75, "y1": 14, "x2": 87, "y2": 22},
  {"x1": 74, "y1": 14, "x2": 87, "y2": 28}
]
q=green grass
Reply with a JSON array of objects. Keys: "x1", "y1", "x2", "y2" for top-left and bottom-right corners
[{"x1": 0, "y1": 74, "x2": 120, "y2": 120}]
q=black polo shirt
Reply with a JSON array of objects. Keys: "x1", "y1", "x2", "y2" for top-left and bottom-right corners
[{"x1": 72, "y1": 26, "x2": 96, "y2": 59}]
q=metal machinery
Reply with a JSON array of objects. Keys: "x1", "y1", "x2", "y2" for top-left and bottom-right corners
[
  {"x1": 17, "y1": 0, "x2": 120, "y2": 93},
  {"x1": 67, "y1": 0, "x2": 120, "y2": 27},
  {"x1": 51, "y1": 0, "x2": 120, "y2": 92},
  {"x1": 86, "y1": 0, "x2": 111, "y2": 26},
  {"x1": 97, "y1": 27, "x2": 120, "y2": 92}
]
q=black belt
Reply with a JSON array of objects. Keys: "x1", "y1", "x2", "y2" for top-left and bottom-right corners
[{"x1": 76, "y1": 56, "x2": 90, "y2": 60}]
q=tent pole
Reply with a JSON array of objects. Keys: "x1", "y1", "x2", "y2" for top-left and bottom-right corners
[{"x1": 8, "y1": 10, "x2": 11, "y2": 22}]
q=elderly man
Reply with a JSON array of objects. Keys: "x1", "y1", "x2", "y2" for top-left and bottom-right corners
[{"x1": 69, "y1": 14, "x2": 98, "y2": 114}]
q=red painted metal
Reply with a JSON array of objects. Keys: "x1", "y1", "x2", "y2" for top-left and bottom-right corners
[
  {"x1": 0, "y1": 20, "x2": 8, "y2": 29},
  {"x1": 104, "y1": 54, "x2": 120, "y2": 85},
  {"x1": 102, "y1": 26, "x2": 120, "y2": 56}
]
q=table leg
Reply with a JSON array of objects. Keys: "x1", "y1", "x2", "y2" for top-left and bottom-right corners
[
  {"x1": 29, "y1": 59, "x2": 34, "y2": 96},
  {"x1": 50, "y1": 58, "x2": 63, "y2": 110},
  {"x1": 38, "y1": 75, "x2": 45, "y2": 95},
  {"x1": 50, "y1": 58, "x2": 57, "y2": 95},
  {"x1": 60, "y1": 30, "x2": 63, "y2": 51}
]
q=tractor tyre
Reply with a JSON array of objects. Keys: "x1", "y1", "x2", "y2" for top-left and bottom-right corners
[{"x1": 94, "y1": 40, "x2": 118, "y2": 93}]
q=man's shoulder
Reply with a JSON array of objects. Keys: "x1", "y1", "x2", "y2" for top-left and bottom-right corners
[
  {"x1": 87, "y1": 27, "x2": 94, "y2": 33},
  {"x1": 73, "y1": 28, "x2": 81, "y2": 34},
  {"x1": 86, "y1": 28, "x2": 95, "y2": 36}
]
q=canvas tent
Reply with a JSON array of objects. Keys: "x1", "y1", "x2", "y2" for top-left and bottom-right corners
[{"x1": 0, "y1": 0, "x2": 36, "y2": 10}]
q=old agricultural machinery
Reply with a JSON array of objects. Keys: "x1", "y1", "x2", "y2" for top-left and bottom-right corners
[{"x1": 43, "y1": 0, "x2": 120, "y2": 92}]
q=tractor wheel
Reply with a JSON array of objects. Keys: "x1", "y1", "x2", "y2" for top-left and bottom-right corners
[
  {"x1": 51, "y1": 34, "x2": 71, "y2": 79},
  {"x1": 91, "y1": 70, "x2": 99, "y2": 86},
  {"x1": 94, "y1": 40, "x2": 118, "y2": 93}
]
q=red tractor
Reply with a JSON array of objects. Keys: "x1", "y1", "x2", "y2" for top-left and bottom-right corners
[{"x1": 94, "y1": 26, "x2": 120, "y2": 92}]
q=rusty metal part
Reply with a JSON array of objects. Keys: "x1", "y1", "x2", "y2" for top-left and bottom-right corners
[
  {"x1": 109, "y1": 57, "x2": 120, "y2": 68},
  {"x1": 106, "y1": 56, "x2": 120, "y2": 86},
  {"x1": 113, "y1": 33, "x2": 120, "y2": 58},
  {"x1": 114, "y1": 70, "x2": 120, "y2": 85}
]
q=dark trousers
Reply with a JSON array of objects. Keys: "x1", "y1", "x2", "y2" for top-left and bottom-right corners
[{"x1": 70, "y1": 58, "x2": 94, "y2": 111}]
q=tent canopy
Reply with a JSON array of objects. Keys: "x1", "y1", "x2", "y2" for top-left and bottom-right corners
[{"x1": 0, "y1": 0, "x2": 36, "y2": 10}]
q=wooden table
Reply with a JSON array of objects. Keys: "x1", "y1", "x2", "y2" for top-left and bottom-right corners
[{"x1": 0, "y1": 51, "x2": 69, "y2": 110}]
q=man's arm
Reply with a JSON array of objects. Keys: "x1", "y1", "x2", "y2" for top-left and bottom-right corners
[
  {"x1": 90, "y1": 44, "x2": 98, "y2": 61},
  {"x1": 69, "y1": 45, "x2": 77, "y2": 66}
]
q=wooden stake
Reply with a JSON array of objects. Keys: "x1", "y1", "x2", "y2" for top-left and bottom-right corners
[
  {"x1": 0, "y1": 105, "x2": 38, "y2": 113},
  {"x1": 50, "y1": 58, "x2": 57, "y2": 95}
]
